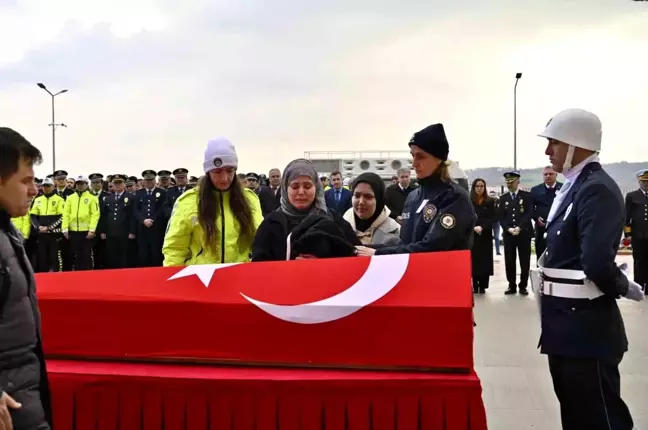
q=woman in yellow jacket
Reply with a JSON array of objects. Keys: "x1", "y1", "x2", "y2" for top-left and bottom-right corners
[{"x1": 162, "y1": 138, "x2": 263, "y2": 266}]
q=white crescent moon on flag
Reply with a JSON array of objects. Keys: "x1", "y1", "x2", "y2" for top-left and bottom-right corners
[{"x1": 240, "y1": 254, "x2": 410, "y2": 324}]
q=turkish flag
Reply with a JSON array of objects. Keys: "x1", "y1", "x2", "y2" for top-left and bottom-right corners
[{"x1": 37, "y1": 251, "x2": 474, "y2": 371}]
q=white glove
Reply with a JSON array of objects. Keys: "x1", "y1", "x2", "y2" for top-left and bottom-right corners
[
  {"x1": 508, "y1": 228, "x2": 515, "y2": 235},
  {"x1": 618, "y1": 263, "x2": 645, "y2": 301},
  {"x1": 625, "y1": 281, "x2": 645, "y2": 302},
  {"x1": 474, "y1": 226, "x2": 482, "y2": 234},
  {"x1": 513, "y1": 227, "x2": 521, "y2": 235}
]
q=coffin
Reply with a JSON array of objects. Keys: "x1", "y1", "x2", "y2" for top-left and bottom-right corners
[{"x1": 37, "y1": 251, "x2": 474, "y2": 371}]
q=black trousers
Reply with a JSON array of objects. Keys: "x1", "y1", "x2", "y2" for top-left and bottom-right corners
[
  {"x1": 548, "y1": 355, "x2": 633, "y2": 430},
  {"x1": 535, "y1": 225, "x2": 547, "y2": 260},
  {"x1": 93, "y1": 237, "x2": 106, "y2": 269},
  {"x1": 503, "y1": 233, "x2": 532, "y2": 289},
  {"x1": 105, "y1": 236, "x2": 130, "y2": 269},
  {"x1": 632, "y1": 237, "x2": 648, "y2": 287},
  {"x1": 59, "y1": 235, "x2": 72, "y2": 271},
  {"x1": 137, "y1": 226, "x2": 163, "y2": 267},
  {"x1": 36, "y1": 235, "x2": 61, "y2": 272},
  {"x1": 472, "y1": 276, "x2": 490, "y2": 291},
  {"x1": 69, "y1": 231, "x2": 93, "y2": 271}
]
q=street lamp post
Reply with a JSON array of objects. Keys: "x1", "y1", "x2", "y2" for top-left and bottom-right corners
[
  {"x1": 513, "y1": 72, "x2": 522, "y2": 171},
  {"x1": 37, "y1": 83, "x2": 68, "y2": 172}
]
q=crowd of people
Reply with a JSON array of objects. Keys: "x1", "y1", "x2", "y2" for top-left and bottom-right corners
[{"x1": 0, "y1": 107, "x2": 647, "y2": 429}]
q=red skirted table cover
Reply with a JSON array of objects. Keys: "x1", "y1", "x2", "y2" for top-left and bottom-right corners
[
  {"x1": 48, "y1": 360, "x2": 488, "y2": 430},
  {"x1": 37, "y1": 252, "x2": 475, "y2": 371}
]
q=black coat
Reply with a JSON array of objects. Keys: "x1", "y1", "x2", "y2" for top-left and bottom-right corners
[
  {"x1": 471, "y1": 198, "x2": 495, "y2": 277},
  {"x1": 251, "y1": 209, "x2": 360, "y2": 262}
]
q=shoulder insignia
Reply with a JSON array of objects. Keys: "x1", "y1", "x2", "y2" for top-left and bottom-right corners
[
  {"x1": 440, "y1": 214, "x2": 456, "y2": 230},
  {"x1": 422, "y1": 204, "x2": 437, "y2": 224}
]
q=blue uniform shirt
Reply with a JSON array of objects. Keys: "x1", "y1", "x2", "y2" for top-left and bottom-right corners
[
  {"x1": 540, "y1": 162, "x2": 629, "y2": 358},
  {"x1": 375, "y1": 175, "x2": 475, "y2": 254}
]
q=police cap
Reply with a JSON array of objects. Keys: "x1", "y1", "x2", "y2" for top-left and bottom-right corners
[
  {"x1": 637, "y1": 169, "x2": 648, "y2": 181},
  {"x1": 75, "y1": 175, "x2": 89, "y2": 183},
  {"x1": 89, "y1": 173, "x2": 104, "y2": 182},
  {"x1": 112, "y1": 174, "x2": 127, "y2": 182},
  {"x1": 157, "y1": 170, "x2": 172, "y2": 179},
  {"x1": 46, "y1": 174, "x2": 54, "y2": 179},
  {"x1": 35, "y1": 178, "x2": 42, "y2": 184},
  {"x1": 42, "y1": 178, "x2": 54, "y2": 186},
  {"x1": 173, "y1": 168, "x2": 189, "y2": 177},
  {"x1": 142, "y1": 170, "x2": 157, "y2": 180},
  {"x1": 503, "y1": 170, "x2": 521, "y2": 184},
  {"x1": 126, "y1": 176, "x2": 138, "y2": 186},
  {"x1": 53, "y1": 170, "x2": 68, "y2": 179},
  {"x1": 246, "y1": 172, "x2": 260, "y2": 181},
  {"x1": 189, "y1": 176, "x2": 198, "y2": 183}
]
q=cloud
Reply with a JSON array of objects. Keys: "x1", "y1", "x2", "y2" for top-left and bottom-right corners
[{"x1": 0, "y1": 0, "x2": 647, "y2": 179}]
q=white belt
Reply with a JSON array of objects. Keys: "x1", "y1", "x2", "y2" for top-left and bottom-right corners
[
  {"x1": 538, "y1": 278, "x2": 604, "y2": 300},
  {"x1": 531, "y1": 252, "x2": 604, "y2": 300}
]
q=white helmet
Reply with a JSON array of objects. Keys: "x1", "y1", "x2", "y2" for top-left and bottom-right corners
[
  {"x1": 538, "y1": 108, "x2": 602, "y2": 171},
  {"x1": 75, "y1": 175, "x2": 89, "y2": 183}
]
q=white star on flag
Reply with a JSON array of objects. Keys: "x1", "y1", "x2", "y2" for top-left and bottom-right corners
[{"x1": 167, "y1": 263, "x2": 242, "y2": 288}]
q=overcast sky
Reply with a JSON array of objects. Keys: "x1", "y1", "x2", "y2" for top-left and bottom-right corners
[{"x1": 1, "y1": 0, "x2": 647, "y2": 179}]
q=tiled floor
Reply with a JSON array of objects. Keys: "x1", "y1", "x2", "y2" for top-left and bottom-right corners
[{"x1": 474, "y1": 251, "x2": 647, "y2": 429}]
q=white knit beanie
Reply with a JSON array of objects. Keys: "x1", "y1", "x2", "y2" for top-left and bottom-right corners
[{"x1": 203, "y1": 138, "x2": 238, "y2": 174}]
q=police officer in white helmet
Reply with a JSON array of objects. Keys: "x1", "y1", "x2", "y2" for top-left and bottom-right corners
[{"x1": 534, "y1": 108, "x2": 643, "y2": 429}]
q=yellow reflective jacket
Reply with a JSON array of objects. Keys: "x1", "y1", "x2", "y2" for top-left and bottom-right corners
[
  {"x1": 11, "y1": 214, "x2": 31, "y2": 239},
  {"x1": 162, "y1": 187, "x2": 263, "y2": 266},
  {"x1": 62, "y1": 191, "x2": 100, "y2": 233},
  {"x1": 30, "y1": 193, "x2": 65, "y2": 233}
]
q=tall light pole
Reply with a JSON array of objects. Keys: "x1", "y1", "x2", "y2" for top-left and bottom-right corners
[
  {"x1": 37, "y1": 83, "x2": 68, "y2": 173},
  {"x1": 513, "y1": 72, "x2": 522, "y2": 171}
]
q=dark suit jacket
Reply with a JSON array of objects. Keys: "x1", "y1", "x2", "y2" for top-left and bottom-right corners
[
  {"x1": 258, "y1": 185, "x2": 281, "y2": 216},
  {"x1": 324, "y1": 187, "x2": 352, "y2": 215}
]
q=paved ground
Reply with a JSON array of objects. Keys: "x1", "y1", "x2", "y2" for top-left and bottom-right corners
[{"x1": 474, "y1": 251, "x2": 647, "y2": 429}]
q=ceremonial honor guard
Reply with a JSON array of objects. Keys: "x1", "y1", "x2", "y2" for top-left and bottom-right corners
[
  {"x1": 498, "y1": 171, "x2": 534, "y2": 295},
  {"x1": 624, "y1": 169, "x2": 648, "y2": 291},
  {"x1": 134, "y1": 170, "x2": 168, "y2": 267},
  {"x1": 534, "y1": 108, "x2": 642, "y2": 430},
  {"x1": 530, "y1": 166, "x2": 562, "y2": 259},
  {"x1": 98, "y1": 174, "x2": 136, "y2": 269}
]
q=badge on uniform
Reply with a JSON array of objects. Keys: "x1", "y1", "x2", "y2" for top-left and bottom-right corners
[
  {"x1": 191, "y1": 215, "x2": 198, "y2": 225},
  {"x1": 440, "y1": 214, "x2": 456, "y2": 229},
  {"x1": 124, "y1": 197, "x2": 129, "y2": 203},
  {"x1": 520, "y1": 200, "x2": 524, "y2": 214},
  {"x1": 505, "y1": 201, "x2": 509, "y2": 206},
  {"x1": 83, "y1": 198, "x2": 88, "y2": 204},
  {"x1": 52, "y1": 201, "x2": 57, "y2": 206},
  {"x1": 422, "y1": 204, "x2": 437, "y2": 224},
  {"x1": 156, "y1": 192, "x2": 160, "y2": 198}
]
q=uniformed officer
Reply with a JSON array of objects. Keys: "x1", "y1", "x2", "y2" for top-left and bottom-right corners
[
  {"x1": 530, "y1": 166, "x2": 562, "y2": 259},
  {"x1": 356, "y1": 123, "x2": 475, "y2": 256},
  {"x1": 166, "y1": 168, "x2": 193, "y2": 214},
  {"x1": 534, "y1": 108, "x2": 643, "y2": 430},
  {"x1": 189, "y1": 176, "x2": 199, "y2": 187},
  {"x1": 623, "y1": 169, "x2": 648, "y2": 291},
  {"x1": 30, "y1": 178, "x2": 66, "y2": 272},
  {"x1": 125, "y1": 176, "x2": 138, "y2": 194},
  {"x1": 61, "y1": 176, "x2": 100, "y2": 270},
  {"x1": 157, "y1": 170, "x2": 172, "y2": 189},
  {"x1": 97, "y1": 174, "x2": 136, "y2": 269},
  {"x1": 53, "y1": 170, "x2": 74, "y2": 271},
  {"x1": 497, "y1": 171, "x2": 534, "y2": 295},
  {"x1": 89, "y1": 173, "x2": 105, "y2": 197},
  {"x1": 52, "y1": 170, "x2": 74, "y2": 199},
  {"x1": 134, "y1": 170, "x2": 168, "y2": 267}
]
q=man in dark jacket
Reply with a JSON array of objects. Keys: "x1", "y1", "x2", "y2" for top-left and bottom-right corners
[
  {"x1": 384, "y1": 167, "x2": 417, "y2": 222},
  {"x1": 0, "y1": 127, "x2": 52, "y2": 429},
  {"x1": 530, "y1": 166, "x2": 562, "y2": 259}
]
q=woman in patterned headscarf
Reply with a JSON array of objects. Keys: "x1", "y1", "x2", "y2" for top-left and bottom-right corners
[{"x1": 251, "y1": 158, "x2": 360, "y2": 261}]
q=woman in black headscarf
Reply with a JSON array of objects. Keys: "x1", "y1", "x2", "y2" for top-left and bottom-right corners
[
  {"x1": 343, "y1": 172, "x2": 401, "y2": 246},
  {"x1": 251, "y1": 158, "x2": 360, "y2": 261}
]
